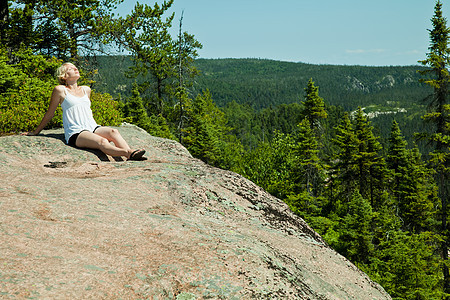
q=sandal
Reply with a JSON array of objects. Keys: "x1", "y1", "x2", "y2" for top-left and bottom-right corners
[{"x1": 128, "y1": 149, "x2": 146, "y2": 161}]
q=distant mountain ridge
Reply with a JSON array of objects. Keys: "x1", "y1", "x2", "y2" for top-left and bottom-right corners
[
  {"x1": 192, "y1": 58, "x2": 430, "y2": 111},
  {"x1": 92, "y1": 56, "x2": 430, "y2": 112},
  {"x1": 92, "y1": 57, "x2": 430, "y2": 143},
  {"x1": 95, "y1": 56, "x2": 429, "y2": 108}
]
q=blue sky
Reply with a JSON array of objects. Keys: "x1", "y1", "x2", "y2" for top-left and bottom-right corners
[{"x1": 115, "y1": 0, "x2": 450, "y2": 66}]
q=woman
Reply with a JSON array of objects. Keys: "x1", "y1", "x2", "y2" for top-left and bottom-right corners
[{"x1": 23, "y1": 62, "x2": 145, "y2": 161}]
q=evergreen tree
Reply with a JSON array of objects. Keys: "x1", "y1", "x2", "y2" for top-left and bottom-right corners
[
  {"x1": 0, "y1": 0, "x2": 7, "y2": 43},
  {"x1": 297, "y1": 79, "x2": 328, "y2": 198},
  {"x1": 370, "y1": 231, "x2": 443, "y2": 299},
  {"x1": 3, "y1": 0, "x2": 40, "y2": 50},
  {"x1": 108, "y1": 0, "x2": 201, "y2": 119},
  {"x1": 419, "y1": 1, "x2": 450, "y2": 146},
  {"x1": 292, "y1": 118, "x2": 322, "y2": 196},
  {"x1": 182, "y1": 90, "x2": 228, "y2": 166},
  {"x1": 387, "y1": 120, "x2": 437, "y2": 233},
  {"x1": 122, "y1": 83, "x2": 149, "y2": 126},
  {"x1": 387, "y1": 120, "x2": 409, "y2": 194},
  {"x1": 284, "y1": 118, "x2": 327, "y2": 221},
  {"x1": 175, "y1": 12, "x2": 202, "y2": 143},
  {"x1": 406, "y1": 147, "x2": 438, "y2": 232},
  {"x1": 337, "y1": 190, "x2": 373, "y2": 265},
  {"x1": 4, "y1": 0, "x2": 124, "y2": 59},
  {"x1": 121, "y1": 83, "x2": 173, "y2": 139},
  {"x1": 114, "y1": 0, "x2": 176, "y2": 114},
  {"x1": 353, "y1": 107, "x2": 386, "y2": 208},
  {"x1": 387, "y1": 120, "x2": 413, "y2": 229},
  {"x1": 418, "y1": 0, "x2": 450, "y2": 293},
  {"x1": 329, "y1": 112, "x2": 359, "y2": 205},
  {"x1": 301, "y1": 78, "x2": 328, "y2": 134}
]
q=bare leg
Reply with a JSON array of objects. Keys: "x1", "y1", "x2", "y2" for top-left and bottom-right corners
[
  {"x1": 75, "y1": 131, "x2": 133, "y2": 158},
  {"x1": 94, "y1": 127, "x2": 131, "y2": 151}
]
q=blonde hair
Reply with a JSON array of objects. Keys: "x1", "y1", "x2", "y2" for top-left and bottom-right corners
[{"x1": 56, "y1": 63, "x2": 72, "y2": 84}]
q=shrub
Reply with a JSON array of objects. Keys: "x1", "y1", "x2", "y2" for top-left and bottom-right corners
[
  {"x1": 90, "y1": 91, "x2": 123, "y2": 127},
  {"x1": 0, "y1": 47, "x2": 122, "y2": 134}
]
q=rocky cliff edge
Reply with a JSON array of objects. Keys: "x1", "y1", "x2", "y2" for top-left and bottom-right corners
[{"x1": 0, "y1": 124, "x2": 391, "y2": 299}]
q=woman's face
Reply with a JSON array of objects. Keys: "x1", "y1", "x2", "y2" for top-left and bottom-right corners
[{"x1": 64, "y1": 64, "x2": 80, "y2": 80}]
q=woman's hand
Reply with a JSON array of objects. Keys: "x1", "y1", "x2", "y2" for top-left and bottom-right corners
[{"x1": 21, "y1": 131, "x2": 38, "y2": 136}]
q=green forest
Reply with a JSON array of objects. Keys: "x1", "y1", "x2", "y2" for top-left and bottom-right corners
[
  {"x1": 93, "y1": 56, "x2": 432, "y2": 151},
  {"x1": 1, "y1": 0, "x2": 450, "y2": 299}
]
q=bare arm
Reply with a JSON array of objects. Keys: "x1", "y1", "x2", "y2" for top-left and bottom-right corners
[
  {"x1": 83, "y1": 85, "x2": 91, "y2": 98},
  {"x1": 22, "y1": 86, "x2": 64, "y2": 136}
]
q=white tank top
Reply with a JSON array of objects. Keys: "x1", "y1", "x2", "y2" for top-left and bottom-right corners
[{"x1": 61, "y1": 87, "x2": 99, "y2": 143}]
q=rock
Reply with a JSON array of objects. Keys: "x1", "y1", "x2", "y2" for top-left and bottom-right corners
[{"x1": 0, "y1": 124, "x2": 391, "y2": 299}]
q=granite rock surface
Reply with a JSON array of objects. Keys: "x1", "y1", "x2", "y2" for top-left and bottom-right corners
[{"x1": 0, "y1": 124, "x2": 391, "y2": 299}]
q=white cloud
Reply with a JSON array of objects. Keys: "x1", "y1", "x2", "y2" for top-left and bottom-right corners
[
  {"x1": 345, "y1": 49, "x2": 386, "y2": 54},
  {"x1": 404, "y1": 49, "x2": 421, "y2": 55}
]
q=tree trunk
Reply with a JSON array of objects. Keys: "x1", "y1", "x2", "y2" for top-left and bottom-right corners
[
  {"x1": 0, "y1": 0, "x2": 8, "y2": 43},
  {"x1": 157, "y1": 77, "x2": 163, "y2": 115},
  {"x1": 66, "y1": 17, "x2": 78, "y2": 61}
]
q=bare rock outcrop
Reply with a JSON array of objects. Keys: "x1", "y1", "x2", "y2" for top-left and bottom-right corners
[{"x1": 0, "y1": 124, "x2": 391, "y2": 299}]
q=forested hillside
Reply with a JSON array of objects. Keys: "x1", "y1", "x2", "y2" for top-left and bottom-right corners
[
  {"x1": 93, "y1": 56, "x2": 431, "y2": 147},
  {"x1": 193, "y1": 58, "x2": 429, "y2": 109},
  {"x1": 94, "y1": 56, "x2": 431, "y2": 110}
]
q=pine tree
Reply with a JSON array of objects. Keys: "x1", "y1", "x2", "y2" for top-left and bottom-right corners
[
  {"x1": 370, "y1": 231, "x2": 443, "y2": 299},
  {"x1": 292, "y1": 118, "x2": 322, "y2": 196},
  {"x1": 329, "y1": 109, "x2": 385, "y2": 207},
  {"x1": 387, "y1": 121, "x2": 409, "y2": 185},
  {"x1": 298, "y1": 79, "x2": 327, "y2": 197},
  {"x1": 122, "y1": 83, "x2": 173, "y2": 139},
  {"x1": 37, "y1": 0, "x2": 123, "y2": 60},
  {"x1": 123, "y1": 83, "x2": 149, "y2": 126},
  {"x1": 337, "y1": 190, "x2": 373, "y2": 265},
  {"x1": 353, "y1": 107, "x2": 386, "y2": 208},
  {"x1": 0, "y1": 0, "x2": 7, "y2": 43},
  {"x1": 182, "y1": 90, "x2": 230, "y2": 166},
  {"x1": 418, "y1": 1, "x2": 450, "y2": 293},
  {"x1": 302, "y1": 78, "x2": 327, "y2": 134},
  {"x1": 109, "y1": 0, "x2": 176, "y2": 114},
  {"x1": 282, "y1": 118, "x2": 328, "y2": 221},
  {"x1": 2, "y1": 0, "x2": 41, "y2": 50},
  {"x1": 419, "y1": 1, "x2": 450, "y2": 144},
  {"x1": 329, "y1": 112, "x2": 359, "y2": 205},
  {"x1": 387, "y1": 120, "x2": 437, "y2": 233},
  {"x1": 406, "y1": 147, "x2": 438, "y2": 232}
]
